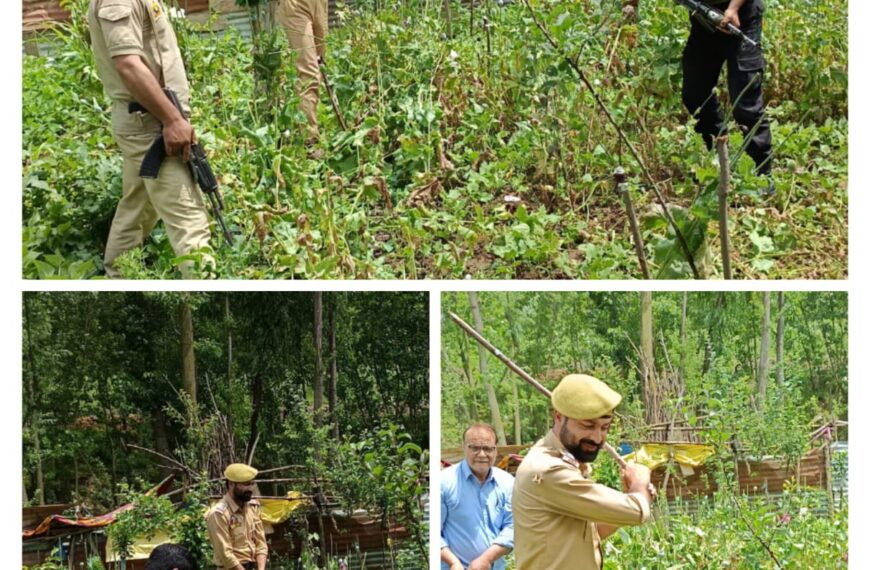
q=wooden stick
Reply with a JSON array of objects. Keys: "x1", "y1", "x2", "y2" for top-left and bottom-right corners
[
  {"x1": 522, "y1": 0, "x2": 699, "y2": 278},
  {"x1": 125, "y1": 444, "x2": 197, "y2": 476},
  {"x1": 319, "y1": 58, "x2": 348, "y2": 131},
  {"x1": 730, "y1": 495, "x2": 784, "y2": 569},
  {"x1": 614, "y1": 167, "x2": 650, "y2": 279},
  {"x1": 448, "y1": 311, "x2": 627, "y2": 468},
  {"x1": 716, "y1": 136, "x2": 732, "y2": 279}
]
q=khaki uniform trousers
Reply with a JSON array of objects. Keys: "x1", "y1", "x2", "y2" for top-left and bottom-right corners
[
  {"x1": 278, "y1": 0, "x2": 328, "y2": 138},
  {"x1": 105, "y1": 103, "x2": 211, "y2": 278}
]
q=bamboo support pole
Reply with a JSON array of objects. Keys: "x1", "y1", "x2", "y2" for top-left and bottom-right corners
[{"x1": 716, "y1": 136, "x2": 732, "y2": 279}]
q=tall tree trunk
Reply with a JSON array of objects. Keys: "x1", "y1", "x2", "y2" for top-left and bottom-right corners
[
  {"x1": 312, "y1": 295, "x2": 326, "y2": 569},
  {"x1": 503, "y1": 293, "x2": 522, "y2": 445},
  {"x1": 679, "y1": 292, "x2": 688, "y2": 383},
  {"x1": 328, "y1": 297, "x2": 339, "y2": 440},
  {"x1": 458, "y1": 330, "x2": 480, "y2": 421},
  {"x1": 640, "y1": 292, "x2": 657, "y2": 425},
  {"x1": 151, "y1": 408, "x2": 172, "y2": 477},
  {"x1": 246, "y1": 372, "x2": 264, "y2": 465},
  {"x1": 757, "y1": 292, "x2": 771, "y2": 410},
  {"x1": 468, "y1": 292, "x2": 507, "y2": 445},
  {"x1": 179, "y1": 295, "x2": 197, "y2": 404},
  {"x1": 223, "y1": 294, "x2": 237, "y2": 439},
  {"x1": 24, "y1": 294, "x2": 45, "y2": 506},
  {"x1": 776, "y1": 292, "x2": 785, "y2": 387},
  {"x1": 225, "y1": 294, "x2": 233, "y2": 382},
  {"x1": 314, "y1": 293, "x2": 324, "y2": 423}
]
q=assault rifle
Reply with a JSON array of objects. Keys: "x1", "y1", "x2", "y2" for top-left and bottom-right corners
[
  {"x1": 675, "y1": 0, "x2": 758, "y2": 48},
  {"x1": 130, "y1": 89, "x2": 233, "y2": 244}
]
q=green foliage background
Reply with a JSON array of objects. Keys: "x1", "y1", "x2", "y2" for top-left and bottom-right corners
[
  {"x1": 441, "y1": 291, "x2": 846, "y2": 448},
  {"x1": 22, "y1": 0, "x2": 846, "y2": 278},
  {"x1": 23, "y1": 291, "x2": 429, "y2": 508}
]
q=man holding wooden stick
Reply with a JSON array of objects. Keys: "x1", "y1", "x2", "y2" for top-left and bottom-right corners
[{"x1": 512, "y1": 374, "x2": 655, "y2": 570}]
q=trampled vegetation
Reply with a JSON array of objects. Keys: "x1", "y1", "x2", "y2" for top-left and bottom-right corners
[{"x1": 23, "y1": 0, "x2": 846, "y2": 278}]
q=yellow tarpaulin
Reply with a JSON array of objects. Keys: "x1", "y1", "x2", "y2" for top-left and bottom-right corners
[
  {"x1": 622, "y1": 443, "x2": 715, "y2": 470},
  {"x1": 104, "y1": 492, "x2": 310, "y2": 561},
  {"x1": 259, "y1": 491, "x2": 310, "y2": 524},
  {"x1": 105, "y1": 530, "x2": 172, "y2": 562}
]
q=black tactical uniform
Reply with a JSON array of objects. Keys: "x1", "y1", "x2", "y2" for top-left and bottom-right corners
[{"x1": 682, "y1": 0, "x2": 772, "y2": 174}]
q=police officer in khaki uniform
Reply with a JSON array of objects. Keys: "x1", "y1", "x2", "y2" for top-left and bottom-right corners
[
  {"x1": 88, "y1": 0, "x2": 212, "y2": 278},
  {"x1": 277, "y1": 0, "x2": 328, "y2": 150},
  {"x1": 512, "y1": 374, "x2": 655, "y2": 569},
  {"x1": 205, "y1": 464, "x2": 268, "y2": 570}
]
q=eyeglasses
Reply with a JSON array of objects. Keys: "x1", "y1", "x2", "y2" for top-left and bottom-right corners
[{"x1": 467, "y1": 445, "x2": 497, "y2": 454}]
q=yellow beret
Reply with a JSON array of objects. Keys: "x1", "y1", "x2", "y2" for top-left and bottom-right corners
[
  {"x1": 224, "y1": 463, "x2": 258, "y2": 483},
  {"x1": 552, "y1": 374, "x2": 622, "y2": 420}
]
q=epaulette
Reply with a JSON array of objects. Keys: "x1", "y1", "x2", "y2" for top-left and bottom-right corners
[
  {"x1": 207, "y1": 501, "x2": 229, "y2": 518},
  {"x1": 559, "y1": 449, "x2": 580, "y2": 469}
]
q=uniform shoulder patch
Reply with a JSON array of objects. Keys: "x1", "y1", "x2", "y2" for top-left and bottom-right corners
[
  {"x1": 207, "y1": 501, "x2": 229, "y2": 518},
  {"x1": 559, "y1": 450, "x2": 580, "y2": 468}
]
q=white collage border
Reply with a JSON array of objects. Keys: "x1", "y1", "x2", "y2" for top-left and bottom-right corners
[{"x1": 2, "y1": 1, "x2": 866, "y2": 566}]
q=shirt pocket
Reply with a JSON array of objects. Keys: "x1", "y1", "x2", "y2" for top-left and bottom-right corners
[
  {"x1": 98, "y1": 0, "x2": 132, "y2": 21},
  {"x1": 443, "y1": 494, "x2": 460, "y2": 513},
  {"x1": 231, "y1": 521, "x2": 247, "y2": 546},
  {"x1": 492, "y1": 494, "x2": 510, "y2": 527}
]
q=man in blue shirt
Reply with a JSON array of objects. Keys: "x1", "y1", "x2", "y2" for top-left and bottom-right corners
[{"x1": 441, "y1": 424, "x2": 514, "y2": 570}]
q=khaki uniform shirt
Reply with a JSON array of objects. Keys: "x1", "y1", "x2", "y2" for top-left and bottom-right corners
[
  {"x1": 205, "y1": 493, "x2": 268, "y2": 569},
  {"x1": 512, "y1": 431, "x2": 650, "y2": 570},
  {"x1": 87, "y1": 0, "x2": 191, "y2": 117}
]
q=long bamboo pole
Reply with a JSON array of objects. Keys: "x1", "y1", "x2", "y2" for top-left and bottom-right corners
[{"x1": 448, "y1": 311, "x2": 627, "y2": 468}]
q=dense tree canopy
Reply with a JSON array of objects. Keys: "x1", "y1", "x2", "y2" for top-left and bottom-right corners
[
  {"x1": 23, "y1": 291, "x2": 429, "y2": 510},
  {"x1": 442, "y1": 291, "x2": 847, "y2": 454}
]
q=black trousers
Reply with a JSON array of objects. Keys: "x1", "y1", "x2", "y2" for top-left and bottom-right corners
[{"x1": 681, "y1": 0, "x2": 772, "y2": 173}]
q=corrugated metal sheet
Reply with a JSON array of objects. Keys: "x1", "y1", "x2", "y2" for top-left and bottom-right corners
[
  {"x1": 22, "y1": 0, "x2": 210, "y2": 33},
  {"x1": 445, "y1": 444, "x2": 838, "y2": 503},
  {"x1": 22, "y1": 0, "x2": 70, "y2": 32},
  {"x1": 178, "y1": 0, "x2": 211, "y2": 11},
  {"x1": 221, "y1": 9, "x2": 255, "y2": 42},
  {"x1": 651, "y1": 447, "x2": 829, "y2": 500}
]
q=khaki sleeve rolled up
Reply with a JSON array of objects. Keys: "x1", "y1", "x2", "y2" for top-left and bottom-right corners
[
  {"x1": 253, "y1": 507, "x2": 268, "y2": 557},
  {"x1": 206, "y1": 510, "x2": 243, "y2": 569},
  {"x1": 537, "y1": 464, "x2": 650, "y2": 527}
]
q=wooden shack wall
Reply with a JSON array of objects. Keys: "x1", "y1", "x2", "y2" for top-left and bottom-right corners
[
  {"x1": 442, "y1": 445, "x2": 831, "y2": 501},
  {"x1": 653, "y1": 447, "x2": 827, "y2": 500},
  {"x1": 24, "y1": 0, "x2": 343, "y2": 34}
]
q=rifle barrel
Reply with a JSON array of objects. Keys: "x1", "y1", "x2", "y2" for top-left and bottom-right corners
[{"x1": 447, "y1": 311, "x2": 627, "y2": 468}]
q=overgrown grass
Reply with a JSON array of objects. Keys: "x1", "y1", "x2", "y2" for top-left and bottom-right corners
[
  {"x1": 22, "y1": 0, "x2": 847, "y2": 278},
  {"x1": 501, "y1": 489, "x2": 847, "y2": 569}
]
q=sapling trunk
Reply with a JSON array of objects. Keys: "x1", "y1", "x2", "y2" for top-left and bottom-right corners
[
  {"x1": 716, "y1": 136, "x2": 732, "y2": 279},
  {"x1": 614, "y1": 167, "x2": 650, "y2": 279}
]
